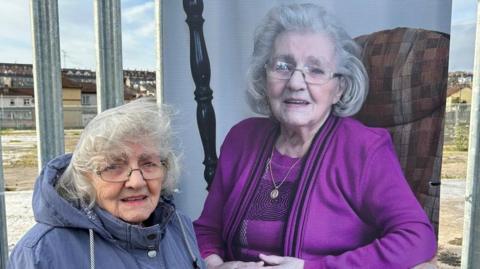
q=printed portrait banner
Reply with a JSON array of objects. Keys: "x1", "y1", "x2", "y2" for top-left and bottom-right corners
[{"x1": 163, "y1": 0, "x2": 453, "y2": 235}]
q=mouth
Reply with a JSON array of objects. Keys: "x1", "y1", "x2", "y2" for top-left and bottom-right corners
[
  {"x1": 283, "y1": 98, "x2": 310, "y2": 105},
  {"x1": 121, "y1": 195, "x2": 148, "y2": 204}
]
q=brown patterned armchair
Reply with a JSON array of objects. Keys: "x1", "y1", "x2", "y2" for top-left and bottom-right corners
[{"x1": 354, "y1": 27, "x2": 450, "y2": 235}]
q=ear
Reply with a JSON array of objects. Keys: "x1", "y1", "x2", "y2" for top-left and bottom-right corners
[{"x1": 333, "y1": 77, "x2": 345, "y2": 104}]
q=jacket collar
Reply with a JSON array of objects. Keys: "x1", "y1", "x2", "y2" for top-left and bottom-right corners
[{"x1": 93, "y1": 199, "x2": 175, "y2": 250}]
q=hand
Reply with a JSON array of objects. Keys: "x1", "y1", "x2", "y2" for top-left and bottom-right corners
[
  {"x1": 259, "y1": 254, "x2": 304, "y2": 268},
  {"x1": 211, "y1": 261, "x2": 264, "y2": 269},
  {"x1": 205, "y1": 254, "x2": 264, "y2": 269}
]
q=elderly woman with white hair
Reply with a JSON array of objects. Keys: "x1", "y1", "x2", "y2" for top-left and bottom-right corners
[
  {"x1": 194, "y1": 3, "x2": 436, "y2": 269},
  {"x1": 8, "y1": 98, "x2": 205, "y2": 269}
]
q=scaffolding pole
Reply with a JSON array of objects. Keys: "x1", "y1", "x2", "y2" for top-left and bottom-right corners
[
  {"x1": 30, "y1": 0, "x2": 65, "y2": 170},
  {"x1": 94, "y1": 0, "x2": 124, "y2": 112},
  {"x1": 461, "y1": 1, "x2": 480, "y2": 268}
]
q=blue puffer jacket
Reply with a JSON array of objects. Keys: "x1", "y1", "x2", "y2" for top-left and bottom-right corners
[{"x1": 7, "y1": 154, "x2": 205, "y2": 269}]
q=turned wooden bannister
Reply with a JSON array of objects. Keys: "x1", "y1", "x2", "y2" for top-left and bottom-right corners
[{"x1": 183, "y1": 0, "x2": 218, "y2": 190}]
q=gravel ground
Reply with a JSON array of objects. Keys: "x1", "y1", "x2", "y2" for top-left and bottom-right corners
[{"x1": 4, "y1": 190, "x2": 34, "y2": 253}]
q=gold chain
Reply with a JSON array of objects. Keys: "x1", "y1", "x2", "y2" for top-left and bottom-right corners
[{"x1": 268, "y1": 146, "x2": 300, "y2": 199}]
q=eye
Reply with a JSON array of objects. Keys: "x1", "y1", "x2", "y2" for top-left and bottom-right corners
[
  {"x1": 307, "y1": 66, "x2": 326, "y2": 75},
  {"x1": 97, "y1": 163, "x2": 126, "y2": 177},
  {"x1": 102, "y1": 163, "x2": 124, "y2": 172},
  {"x1": 141, "y1": 162, "x2": 159, "y2": 168},
  {"x1": 273, "y1": 61, "x2": 293, "y2": 72}
]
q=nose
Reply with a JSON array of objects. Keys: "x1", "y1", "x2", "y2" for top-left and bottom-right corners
[
  {"x1": 286, "y1": 69, "x2": 307, "y2": 91},
  {"x1": 125, "y1": 168, "x2": 146, "y2": 188}
]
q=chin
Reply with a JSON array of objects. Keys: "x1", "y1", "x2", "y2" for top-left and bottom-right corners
[
  {"x1": 122, "y1": 213, "x2": 150, "y2": 224},
  {"x1": 280, "y1": 117, "x2": 310, "y2": 127}
]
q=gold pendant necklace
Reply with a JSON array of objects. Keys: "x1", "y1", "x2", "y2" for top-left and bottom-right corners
[{"x1": 268, "y1": 147, "x2": 300, "y2": 199}]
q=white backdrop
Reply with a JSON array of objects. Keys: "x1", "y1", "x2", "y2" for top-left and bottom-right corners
[{"x1": 162, "y1": 0, "x2": 453, "y2": 219}]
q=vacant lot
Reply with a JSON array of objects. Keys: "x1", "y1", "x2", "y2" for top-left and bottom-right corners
[{"x1": 1, "y1": 129, "x2": 80, "y2": 191}]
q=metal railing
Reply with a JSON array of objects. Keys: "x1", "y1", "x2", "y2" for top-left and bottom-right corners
[{"x1": 461, "y1": 1, "x2": 480, "y2": 267}]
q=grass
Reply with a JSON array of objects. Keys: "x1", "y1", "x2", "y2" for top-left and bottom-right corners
[
  {"x1": 7, "y1": 152, "x2": 38, "y2": 168},
  {"x1": 437, "y1": 250, "x2": 461, "y2": 266}
]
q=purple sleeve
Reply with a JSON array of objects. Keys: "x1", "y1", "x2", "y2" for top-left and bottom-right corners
[
  {"x1": 193, "y1": 118, "x2": 271, "y2": 259},
  {"x1": 193, "y1": 146, "x2": 229, "y2": 259},
  {"x1": 305, "y1": 137, "x2": 437, "y2": 268},
  {"x1": 193, "y1": 118, "x2": 249, "y2": 259}
]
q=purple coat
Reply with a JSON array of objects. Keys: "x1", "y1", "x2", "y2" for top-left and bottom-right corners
[{"x1": 194, "y1": 116, "x2": 436, "y2": 268}]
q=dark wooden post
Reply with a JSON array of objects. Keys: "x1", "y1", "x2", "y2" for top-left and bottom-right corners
[{"x1": 183, "y1": 0, "x2": 218, "y2": 189}]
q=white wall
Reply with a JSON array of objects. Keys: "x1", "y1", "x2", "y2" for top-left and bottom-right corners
[
  {"x1": 162, "y1": 0, "x2": 453, "y2": 219},
  {"x1": 0, "y1": 96, "x2": 34, "y2": 108}
]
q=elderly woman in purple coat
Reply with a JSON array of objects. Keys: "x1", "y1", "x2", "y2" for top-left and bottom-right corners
[{"x1": 194, "y1": 3, "x2": 436, "y2": 269}]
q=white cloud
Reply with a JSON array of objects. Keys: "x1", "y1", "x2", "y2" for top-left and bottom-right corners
[
  {"x1": 121, "y1": 0, "x2": 156, "y2": 69},
  {"x1": 123, "y1": 1, "x2": 154, "y2": 24},
  {"x1": 0, "y1": 0, "x2": 32, "y2": 64},
  {"x1": 0, "y1": 0, "x2": 156, "y2": 70}
]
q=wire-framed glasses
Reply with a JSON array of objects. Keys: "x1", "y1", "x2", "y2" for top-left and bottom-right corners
[
  {"x1": 265, "y1": 60, "x2": 341, "y2": 85},
  {"x1": 96, "y1": 159, "x2": 167, "y2": 183}
]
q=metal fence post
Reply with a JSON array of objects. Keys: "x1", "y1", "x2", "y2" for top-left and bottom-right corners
[
  {"x1": 155, "y1": 0, "x2": 164, "y2": 104},
  {"x1": 94, "y1": 0, "x2": 124, "y2": 112},
  {"x1": 461, "y1": 1, "x2": 480, "y2": 267},
  {"x1": 0, "y1": 137, "x2": 8, "y2": 269},
  {"x1": 30, "y1": 0, "x2": 65, "y2": 170}
]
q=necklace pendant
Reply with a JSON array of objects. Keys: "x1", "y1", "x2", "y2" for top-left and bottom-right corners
[{"x1": 270, "y1": 188, "x2": 279, "y2": 199}]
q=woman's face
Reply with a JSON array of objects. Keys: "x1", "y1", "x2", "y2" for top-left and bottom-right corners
[
  {"x1": 266, "y1": 31, "x2": 343, "y2": 132},
  {"x1": 88, "y1": 143, "x2": 164, "y2": 224}
]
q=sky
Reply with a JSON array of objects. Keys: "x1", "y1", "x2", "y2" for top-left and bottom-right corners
[
  {"x1": 0, "y1": 0, "x2": 156, "y2": 70},
  {"x1": 0, "y1": 0, "x2": 477, "y2": 72},
  {"x1": 450, "y1": 0, "x2": 477, "y2": 71}
]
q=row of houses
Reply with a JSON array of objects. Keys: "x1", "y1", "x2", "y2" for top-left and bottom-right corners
[
  {"x1": 448, "y1": 71, "x2": 473, "y2": 86},
  {"x1": 0, "y1": 63, "x2": 156, "y2": 129}
]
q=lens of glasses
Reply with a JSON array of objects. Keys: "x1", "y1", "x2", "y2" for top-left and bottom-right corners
[
  {"x1": 97, "y1": 161, "x2": 165, "y2": 182},
  {"x1": 265, "y1": 60, "x2": 337, "y2": 85}
]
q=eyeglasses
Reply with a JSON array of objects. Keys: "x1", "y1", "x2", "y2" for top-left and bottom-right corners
[
  {"x1": 96, "y1": 160, "x2": 167, "y2": 183},
  {"x1": 265, "y1": 60, "x2": 341, "y2": 85}
]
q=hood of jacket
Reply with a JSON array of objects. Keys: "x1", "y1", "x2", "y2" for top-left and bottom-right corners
[
  {"x1": 33, "y1": 154, "x2": 97, "y2": 230},
  {"x1": 32, "y1": 154, "x2": 175, "y2": 248}
]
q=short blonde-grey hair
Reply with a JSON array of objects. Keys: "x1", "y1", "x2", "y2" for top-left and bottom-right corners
[
  {"x1": 247, "y1": 3, "x2": 368, "y2": 117},
  {"x1": 56, "y1": 98, "x2": 179, "y2": 208}
]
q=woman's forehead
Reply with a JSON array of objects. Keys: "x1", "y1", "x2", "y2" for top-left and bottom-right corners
[
  {"x1": 272, "y1": 31, "x2": 336, "y2": 65},
  {"x1": 105, "y1": 143, "x2": 160, "y2": 160}
]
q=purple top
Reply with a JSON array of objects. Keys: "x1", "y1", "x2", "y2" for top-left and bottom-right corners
[
  {"x1": 194, "y1": 116, "x2": 436, "y2": 268},
  {"x1": 232, "y1": 148, "x2": 301, "y2": 260}
]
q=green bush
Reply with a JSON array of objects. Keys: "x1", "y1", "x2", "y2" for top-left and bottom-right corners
[{"x1": 454, "y1": 124, "x2": 469, "y2": 151}]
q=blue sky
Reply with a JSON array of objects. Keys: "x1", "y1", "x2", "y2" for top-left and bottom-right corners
[
  {"x1": 450, "y1": 0, "x2": 477, "y2": 71},
  {"x1": 0, "y1": 0, "x2": 156, "y2": 70},
  {"x1": 0, "y1": 0, "x2": 476, "y2": 71}
]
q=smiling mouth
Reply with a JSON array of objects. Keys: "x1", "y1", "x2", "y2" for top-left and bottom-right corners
[
  {"x1": 284, "y1": 99, "x2": 309, "y2": 105},
  {"x1": 121, "y1": 195, "x2": 147, "y2": 202}
]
